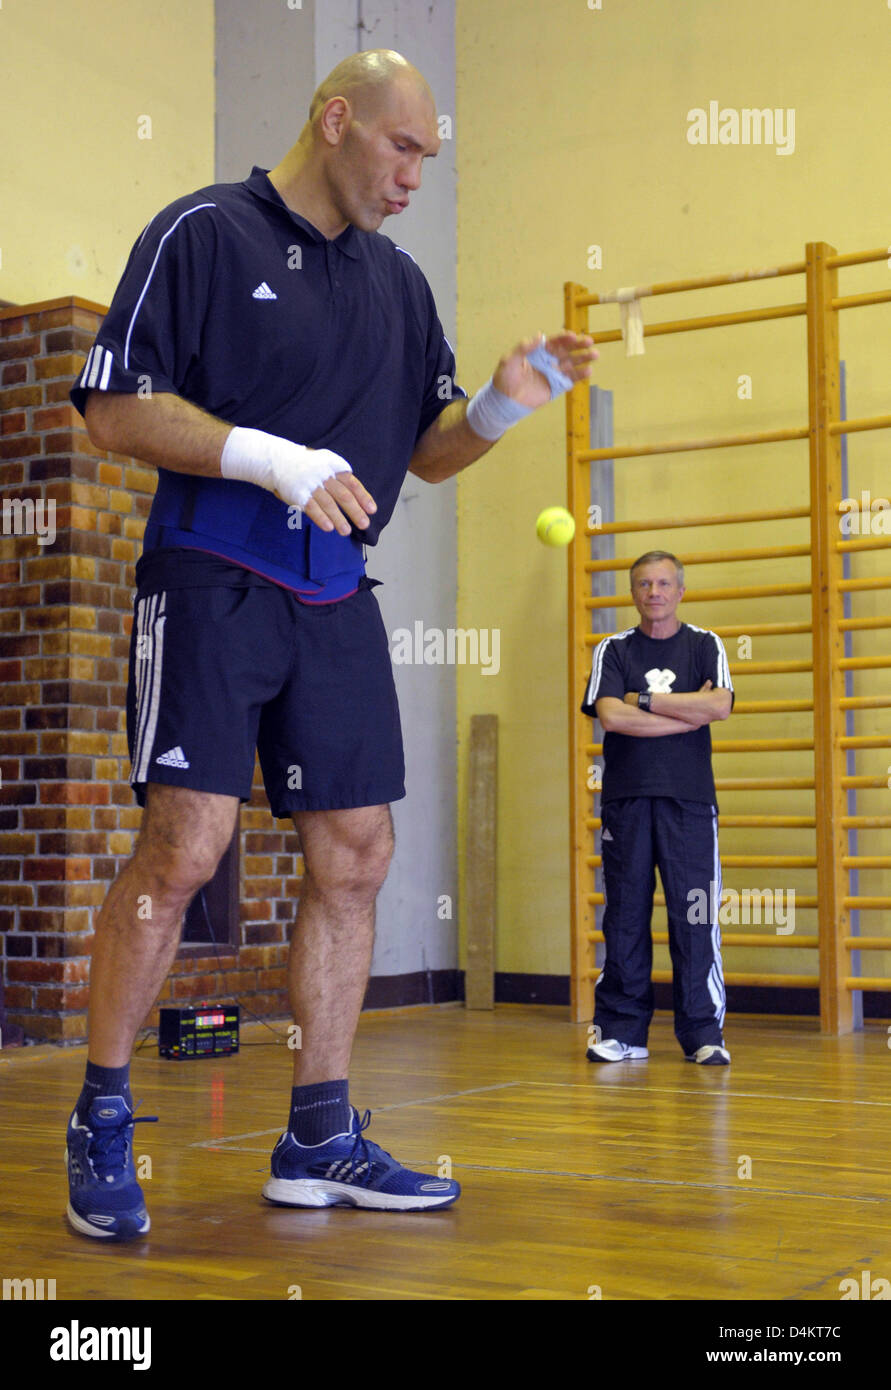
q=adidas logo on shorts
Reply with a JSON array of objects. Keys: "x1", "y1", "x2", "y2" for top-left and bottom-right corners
[
  {"x1": 155, "y1": 746, "x2": 190, "y2": 769},
  {"x1": 252, "y1": 281, "x2": 277, "y2": 300}
]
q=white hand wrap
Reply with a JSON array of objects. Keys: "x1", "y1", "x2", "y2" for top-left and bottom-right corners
[{"x1": 220, "y1": 426, "x2": 352, "y2": 509}]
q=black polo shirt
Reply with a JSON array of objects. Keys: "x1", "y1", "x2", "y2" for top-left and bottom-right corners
[
  {"x1": 581, "y1": 622, "x2": 734, "y2": 805},
  {"x1": 70, "y1": 167, "x2": 465, "y2": 601}
]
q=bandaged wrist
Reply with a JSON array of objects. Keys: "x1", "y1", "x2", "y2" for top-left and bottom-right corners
[
  {"x1": 466, "y1": 380, "x2": 533, "y2": 441},
  {"x1": 220, "y1": 426, "x2": 351, "y2": 509}
]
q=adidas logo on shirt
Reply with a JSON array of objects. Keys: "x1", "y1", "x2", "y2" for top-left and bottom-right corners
[
  {"x1": 156, "y1": 746, "x2": 190, "y2": 769},
  {"x1": 252, "y1": 282, "x2": 277, "y2": 300}
]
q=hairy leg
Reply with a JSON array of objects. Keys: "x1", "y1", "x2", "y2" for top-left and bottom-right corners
[
  {"x1": 288, "y1": 804, "x2": 394, "y2": 1085},
  {"x1": 87, "y1": 784, "x2": 239, "y2": 1066}
]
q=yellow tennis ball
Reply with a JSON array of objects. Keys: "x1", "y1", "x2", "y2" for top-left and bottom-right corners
[{"x1": 536, "y1": 506, "x2": 576, "y2": 547}]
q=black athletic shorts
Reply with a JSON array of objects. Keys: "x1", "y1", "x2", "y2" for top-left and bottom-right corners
[{"x1": 126, "y1": 550, "x2": 405, "y2": 816}]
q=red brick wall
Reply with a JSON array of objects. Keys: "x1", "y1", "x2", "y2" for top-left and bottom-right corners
[{"x1": 0, "y1": 298, "x2": 298, "y2": 1043}]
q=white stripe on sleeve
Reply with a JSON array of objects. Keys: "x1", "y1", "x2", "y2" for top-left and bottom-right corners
[{"x1": 123, "y1": 203, "x2": 216, "y2": 370}]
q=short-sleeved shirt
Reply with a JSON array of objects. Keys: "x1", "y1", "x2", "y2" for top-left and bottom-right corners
[
  {"x1": 70, "y1": 166, "x2": 465, "y2": 602},
  {"x1": 581, "y1": 622, "x2": 734, "y2": 805}
]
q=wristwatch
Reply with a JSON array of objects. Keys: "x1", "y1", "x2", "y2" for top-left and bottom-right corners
[{"x1": 637, "y1": 692, "x2": 652, "y2": 711}]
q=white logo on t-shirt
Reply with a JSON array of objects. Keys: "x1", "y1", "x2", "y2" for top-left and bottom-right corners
[{"x1": 645, "y1": 668, "x2": 676, "y2": 692}]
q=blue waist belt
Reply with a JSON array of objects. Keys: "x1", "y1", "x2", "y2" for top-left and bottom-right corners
[{"x1": 144, "y1": 468, "x2": 366, "y2": 601}]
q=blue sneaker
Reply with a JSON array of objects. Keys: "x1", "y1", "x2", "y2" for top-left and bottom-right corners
[
  {"x1": 66, "y1": 1096, "x2": 158, "y2": 1240},
  {"x1": 262, "y1": 1107, "x2": 460, "y2": 1211}
]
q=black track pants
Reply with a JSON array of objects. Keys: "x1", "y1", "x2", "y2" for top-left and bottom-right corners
[{"x1": 594, "y1": 797, "x2": 727, "y2": 1053}]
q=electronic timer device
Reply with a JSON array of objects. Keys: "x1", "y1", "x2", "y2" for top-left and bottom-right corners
[{"x1": 158, "y1": 1004, "x2": 240, "y2": 1059}]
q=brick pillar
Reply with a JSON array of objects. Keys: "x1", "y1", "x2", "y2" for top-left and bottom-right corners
[{"x1": 0, "y1": 298, "x2": 296, "y2": 1044}]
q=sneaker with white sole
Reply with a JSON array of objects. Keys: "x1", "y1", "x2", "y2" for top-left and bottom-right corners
[
  {"x1": 586, "y1": 1038, "x2": 649, "y2": 1063},
  {"x1": 66, "y1": 1096, "x2": 158, "y2": 1240},
  {"x1": 686, "y1": 1045, "x2": 731, "y2": 1065},
  {"x1": 262, "y1": 1107, "x2": 460, "y2": 1212}
]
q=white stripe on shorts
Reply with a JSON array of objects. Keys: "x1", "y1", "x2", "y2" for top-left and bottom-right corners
[
  {"x1": 131, "y1": 591, "x2": 167, "y2": 785},
  {"x1": 707, "y1": 806, "x2": 727, "y2": 1028}
]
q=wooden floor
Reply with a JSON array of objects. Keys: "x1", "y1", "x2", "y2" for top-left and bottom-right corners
[{"x1": 2, "y1": 1004, "x2": 890, "y2": 1302}]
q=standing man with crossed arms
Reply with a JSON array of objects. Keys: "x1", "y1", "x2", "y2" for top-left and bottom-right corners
[
  {"x1": 65, "y1": 49, "x2": 596, "y2": 1239},
  {"x1": 581, "y1": 550, "x2": 734, "y2": 1066}
]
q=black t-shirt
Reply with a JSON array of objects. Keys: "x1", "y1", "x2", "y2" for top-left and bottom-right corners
[
  {"x1": 581, "y1": 623, "x2": 734, "y2": 805},
  {"x1": 70, "y1": 167, "x2": 464, "y2": 601}
]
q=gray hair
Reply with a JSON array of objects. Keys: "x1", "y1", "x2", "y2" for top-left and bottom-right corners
[{"x1": 629, "y1": 550, "x2": 684, "y2": 587}]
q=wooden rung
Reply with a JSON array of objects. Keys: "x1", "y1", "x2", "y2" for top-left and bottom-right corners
[
  {"x1": 587, "y1": 506, "x2": 810, "y2": 535},
  {"x1": 836, "y1": 534, "x2": 891, "y2": 554},
  {"x1": 844, "y1": 937, "x2": 891, "y2": 950},
  {"x1": 715, "y1": 778, "x2": 814, "y2": 789},
  {"x1": 721, "y1": 935, "x2": 819, "y2": 948},
  {"x1": 837, "y1": 655, "x2": 891, "y2": 671},
  {"x1": 839, "y1": 576, "x2": 891, "y2": 593},
  {"x1": 586, "y1": 855, "x2": 817, "y2": 868},
  {"x1": 837, "y1": 616, "x2": 891, "y2": 633},
  {"x1": 576, "y1": 257, "x2": 807, "y2": 305},
  {"x1": 829, "y1": 410, "x2": 891, "y2": 434},
  {"x1": 708, "y1": 625, "x2": 812, "y2": 640},
  {"x1": 690, "y1": 972, "x2": 818, "y2": 988},
  {"x1": 586, "y1": 739, "x2": 814, "y2": 755},
  {"x1": 842, "y1": 857, "x2": 891, "y2": 869},
  {"x1": 588, "y1": 584, "x2": 812, "y2": 608},
  {"x1": 586, "y1": 894, "x2": 821, "y2": 909},
  {"x1": 841, "y1": 816, "x2": 891, "y2": 828},
  {"x1": 843, "y1": 896, "x2": 891, "y2": 908},
  {"x1": 585, "y1": 303, "x2": 808, "y2": 352},
  {"x1": 587, "y1": 932, "x2": 819, "y2": 949},
  {"x1": 711, "y1": 738, "x2": 813, "y2": 751},
  {"x1": 731, "y1": 701, "x2": 814, "y2": 713},
  {"x1": 586, "y1": 644, "x2": 814, "y2": 660},
  {"x1": 586, "y1": 543, "x2": 810, "y2": 572},
  {"x1": 838, "y1": 695, "x2": 891, "y2": 710},
  {"x1": 591, "y1": 854, "x2": 817, "y2": 870},
  {"x1": 845, "y1": 978, "x2": 891, "y2": 991},
  {"x1": 583, "y1": 968, "x2": 820, "y2": 988},
  {"x1": 726, "y1": 663, "x2": 813, "y2": 675},
  {"x1": 825, "y1": 246, "x2": 890, "y2": 268},
  {"x1": 584, "y1": 815, "x2": 832, "y2": 829},
  {"x1": 833, "y1": 288, "x2": 891, "y2": 310},
  {"x1": 720, "y1": 855, "x2": 817, "y2": 867},
  {"x1": 719, "y1": 816, "x2": 815, "y2": 827}
]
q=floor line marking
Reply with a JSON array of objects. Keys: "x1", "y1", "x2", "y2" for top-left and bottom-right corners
[
  {"x1": 181, "y1": 1149, "x2": 891, "y2": 1204},
  {"x1": 188, "y1": 1082, "x2": 521, "y2": 1148},
  {"x1": 518, "y1": 1081, "x2": 891, "y2": 1109},
  {"x1": 433, "y1": 1165, "x2": 891, "y2": 1204},
  {"x1": 373, "y1": 1081, "x2": 522, "y2": 1111}
]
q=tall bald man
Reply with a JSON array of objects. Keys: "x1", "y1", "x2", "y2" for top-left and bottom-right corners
[{"x1": 66, "y1": 50, "x2": 595, "y2": 1238}]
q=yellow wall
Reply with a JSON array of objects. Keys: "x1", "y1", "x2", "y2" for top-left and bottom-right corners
[
  {"x1": 456, "y1": 0, "x2": 891, "y2": 981},
  {"x1": 1, "y1": 0, "x2": 215, "y2": 306}
]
